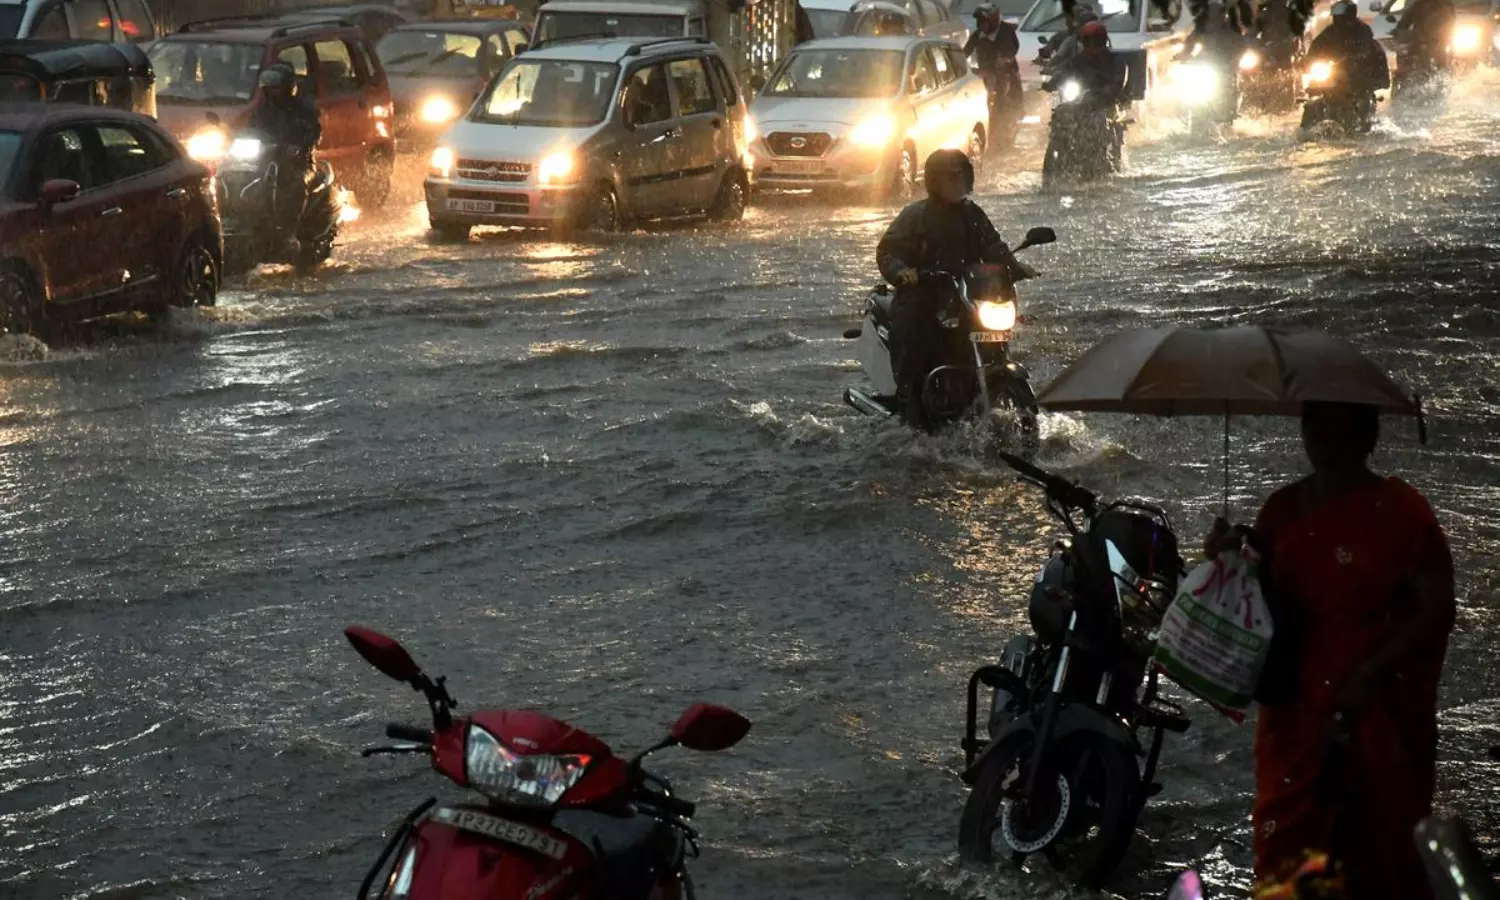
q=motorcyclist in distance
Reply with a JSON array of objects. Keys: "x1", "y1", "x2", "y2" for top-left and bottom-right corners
[
  {"x1": 1040, "y1": 3, "x2": 1099, "y2": 69},
  {"x1": 1306, "y1": 0, "x2": 1390, "y2": 96},
  {"x1": 876, "y1": 149, "x2": 1036, "y2": 431},
  {"x1": 1046, "y1": 20, "x2": 1128, "y2": 103},
  {"x1": 1181, "y1": 1, "x2": 1248, "y2": 68},
  {"x1": 1392, "y1": 0, "x2": 1456, "y2": 82},
  {"x1": 965, "y1": 3, "x2": 1022, "y2": 150},
  {"x1": 249, "y1": 63, "x2": 323, "y2": 250}
]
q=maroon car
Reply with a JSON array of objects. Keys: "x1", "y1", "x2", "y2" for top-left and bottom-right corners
[{"x1": 0, "y1": 104, "x2": 222, "y2": 335}]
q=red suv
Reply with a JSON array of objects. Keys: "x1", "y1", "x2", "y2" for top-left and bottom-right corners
[
  {"x1": 0, "y1": 106, "x2": 222, "y2": 335},
  {"x1": 148, "y1": 17, "x2": 397, "y2": 207}
]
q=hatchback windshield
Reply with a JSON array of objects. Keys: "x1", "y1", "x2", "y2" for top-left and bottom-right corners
[
  {"x1": 1021, "y1": 0, "x2": 1142, "y2": 32},
  {"x1": 377, "y1": 29, "x2": 484, "y2": 76},
  {"x1": 150, "y1": 41, "x2": 265, "y2": 103},
  {"x1": 765, "y1": 49, "x2": 905, "y2": 98},
  {"x1": 0, "y1": 8, "x2": 21, "y2": 38},
  {"x1": 477, "y1": 59, "x2": 619, "y2": 126},
  {"x1": 0, "y1": 130, "x2": 22, "y2": 193},
  {"x1": 805, "y1": 8, "x2": 847, "y2": 36},
  {"x1": 534, "y1": 11, "x2": 684, "y2": 42}
]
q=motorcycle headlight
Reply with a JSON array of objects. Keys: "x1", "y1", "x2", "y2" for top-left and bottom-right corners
[
  {"x1": 465, "y1": 726, "x2": 591, "y2": 808},
  {"x1": 228, "y1": 137, "x2": 263, "y2": 162},
  {"x1": 977, "y1": 299, "x2": 1017, "y2": 331},
  {"x1": 1452, "y1": 22, "x2": 1485, "y2": 53},
  {"x1": 186, "y1": 127, "x2": 227, "y2": 162},
  {"x1": 1171, "y1": 62, "x2": 1220, "y2": 106},
  {"x1": 1239, "y1": 49, "x2": 1260, "y2": 71},
  {"x1": 537, "y1": 151, "x2": 578, "y2": 185},
  {"x1": 1304, "y1": 60, "x2": 1334, "y2": 87},
  {"x1": 421, "y1": 95, "x2": 461, "y2": 124},
  {"x1": 849, "y1": 113, "x2": 896, "y2": 147},
  {"x1": 1059, "y1": 79, "x2": 1082, "y2": 103}
]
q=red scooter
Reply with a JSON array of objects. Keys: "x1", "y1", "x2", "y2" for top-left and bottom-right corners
[{"x1": 345, "y1": 626, "x2": 752, "y2": 900}]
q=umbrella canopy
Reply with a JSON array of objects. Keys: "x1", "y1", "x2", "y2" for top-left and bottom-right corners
[{"x1": 1036, "y1": 327, "x2": 1421, "y2": 417}]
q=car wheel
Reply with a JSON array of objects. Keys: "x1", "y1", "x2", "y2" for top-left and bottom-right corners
[
  {"x1": 430, "y1": 220, "x2": 471, "y2": 242},
  {"x1": 357, "y1": 149, "x2": 394, "y2": 210},
  {"x1": 0, "y1": 264, "x2": 38, "y2": 336},
  {"x1": 709, "y1": 171, "x2": 747, "y2": 222},
  {"x1": 172, "y1": 237, "x2": 219, "y2": 309},
  {"x1": 887, "y1": 145, "x2": 917, "y2": 201},
  {"x1": 579, "y1": 183, "x2": 619, "y2": 232}
]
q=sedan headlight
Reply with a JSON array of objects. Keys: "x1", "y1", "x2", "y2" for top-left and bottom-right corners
[
  {"x1": 431, "y1": 145, "x2": 456, "y2": 178},
  {"x1": 228, "y1": 137, "x2": 263, "y2": 162},
  {"x1": 537, "y1": 151, "x2": 577, "y2": 185},
  {"x1": 186, "y1": 127, "x2": 227, "y2": 162},
  {"x1": 465, "y1": 726, "x2": 591, "y2": 808},
  {"x1": 1452, "y1": 22, "x2": 1485, "y2": 54},
  {"x1": 1304, "y1": 59, "x2": 1334, "y2": 87},
  {"x1": 849, "y1": 113, "x2": 896, "y2": 148},
  {"x1": 1059, "y1": 79, "x2": 1082, "y2": 103},
  {"x1": 420, "y1": 95, "x2": 461, "y2": 124},
  {"x1": 977, "y1": 299, "x2": 1017, "y2": 331}
]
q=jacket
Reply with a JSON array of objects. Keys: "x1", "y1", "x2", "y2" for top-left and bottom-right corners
[
  {"x1": 249, "y1": 91, "x2": 323, "y2": 156},
  {"x1": 1307, "y1": 18, "x2": 1390, "y2": 90},
  {"x1": 876, "y1": 197, "x2": 1011, "y2": 284},
  {"x1": 965, "y1": 24, "x2": 1021, "y2": 76}
]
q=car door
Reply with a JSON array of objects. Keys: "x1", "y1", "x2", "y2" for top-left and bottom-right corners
[
  {"x1": 619, "y1": 62, "x2": 676, "y2": 218},
  {"x1": 94, "y1": 121, "x2": 183, "y2": 302},
  {"x1": 907, "y1": 45, "x2": 944, "y2": 161},
  {"x1": 310, "y1": 38, "x2": 368, "y2": 171},
  {"x1": 664, "y1": 56, "x2": 723, "y2": 211},
  {"x1": 29, "y1": 124, "x2": 122, "y2": 303},
  {"x1": 946, "y1": 44, "x2": 988, "y2": 142},
  {"x1": 925, "y1": 40, "x2": 966, "y2": 149}
]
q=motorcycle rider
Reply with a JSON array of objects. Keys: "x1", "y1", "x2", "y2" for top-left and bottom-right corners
[
  {"x1": 1306, "y1": 0, "x2": 1390, "y2": 98},
  {"x1": 1040, "y1": 3, "x2": 1099, "y2": 69},
  {"x1": 1047, "y1": 20, "x2": 1128, "y2": 102},
  {"x1": 1392, "y1": 0, "x2": 1455, "y2": 85},
  {"x1": 249, "y1": 63, "x2": 322, "y2": 250},
  {"x1": 965, "y1": 3, "x2": 1022, "y2": 151},
  {"x1": 875, "y1": 149, "x2": 1034, "y2": 430},
  {"x1": 1181, "y1": 2, "x2": 1248, "y2": 68}
]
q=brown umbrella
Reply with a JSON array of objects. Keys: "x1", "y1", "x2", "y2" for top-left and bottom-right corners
[{"x1": 1035, "y1": 327, "x2": 1425, "y2": 511}]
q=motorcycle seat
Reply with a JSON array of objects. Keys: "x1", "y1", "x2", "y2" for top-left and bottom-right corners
[{"x1": 553, "y1": 809, "x2": 678, "y2": 900}]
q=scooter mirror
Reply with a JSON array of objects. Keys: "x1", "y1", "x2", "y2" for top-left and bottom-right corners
[
  {"x1": 344, "y1": 626, "x2": 423, "y2": 683},
  {"x1": 669, "y1": 703, "x2": 752, "y2": 752},
  {"x1": 1015, "y1": 226, "x2": 1057, "y2": 251},
  {"x1": 1166, "y1": 870, "x2": 1206, "y2": 900}
]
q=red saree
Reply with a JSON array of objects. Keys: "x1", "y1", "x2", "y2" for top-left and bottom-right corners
[{"x1": 1252, "y1": 477, "x2": 1453, "y2": 899}]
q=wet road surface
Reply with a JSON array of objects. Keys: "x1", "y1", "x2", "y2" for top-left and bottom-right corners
[{"x1": 3, "y1": 75, "x2": 1500, "y2": 900}]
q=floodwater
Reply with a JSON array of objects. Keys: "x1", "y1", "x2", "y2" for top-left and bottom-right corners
[{"x1": 3, "y1": 72, "x2": 1500, "y2": 900}]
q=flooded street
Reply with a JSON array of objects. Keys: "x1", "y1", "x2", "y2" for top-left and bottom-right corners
[{"x1": 3, "y1": 74, "x2": 1500, "y2": 900}]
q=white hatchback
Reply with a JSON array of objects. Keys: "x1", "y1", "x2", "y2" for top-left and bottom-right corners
[{"x1": 747, "y1": 35, "x2": 989, "y2": 197}]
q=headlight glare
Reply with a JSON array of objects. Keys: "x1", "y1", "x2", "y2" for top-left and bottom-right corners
[
  {"x1": 228, "y1": 137, "x2": 263, "y2": 161},
  {"x1": 1452, "y1": 22, "x2": 1484, "y2": 53},
  {"x1": 1304, "y1": 60, "x2": 1334, "y2": 87},
  {"x1": 420, "y1": 95, "x2": 461, "y2": 124},
  {"x1": 978, "y1": 299, "x2": 1017, "y2": 331},
  {"x1": 849, "y1": 114, "x2": 896, "y2": 147},
  {"x1": 465, "y1": 726, "x2": 591, "y2": 807},
  {"x1": 1172, "y1": 62, "x2": 1219, "y2": 105},
  {"x1": 1239, "y1": 49, "x2": 1260, "y2": 70},
  {"x1": 431, "y1": 146, "x2": 456, "y2": 178},
  {"x1": 1060, "y1": 79, "x2": 1082, "y2": 103},
  {"x1": 537, "y1": 151, "x2": 577, "y2": 185},
  {"x1": 186, "y1": 127, "x2": 227, "y2": 162}
]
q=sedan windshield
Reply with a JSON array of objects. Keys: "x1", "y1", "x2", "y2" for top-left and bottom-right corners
[
  {"x1": 534, "y1": 11, "x2": 684, "y2": 42},
  {"x1": 377, "y1": 30, "x2": 484, "y2": 76},
  {"x1": 764, "y1": 49, "x2": 905, "y2": 98},
  {"x1": 0, "y1": 130, "x2": 22, "y2": 193},
  {"x1": 477, "y1": 59, "x2": 619, "y2": 126},
  {"x1": 149, "y1": 41, "x2": 263, "y2": 103},
  {"x1": 1021, "y1": 0, "x2": 1142, "y2": 32}
]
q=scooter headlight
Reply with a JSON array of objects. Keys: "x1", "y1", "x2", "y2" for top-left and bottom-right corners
[
  {"x1": 228, "y1": 137, "x2": 263, "y2": 161},
  {"x1": 186, "y1": 127, "x2": 227, "y2": 162},
  {"x1": 977, "y1": 299, "x2": 1017, "y2": 331},
  {"x1": 465, "y1": 725, "x2": 592, "y2": 808},
  {"x1": 1059, "y1": 79, "x2": 1082, "y2": 103},
  {"x1": 1452, "y1": 22, "x2": 1485, "y2": 54},
  {"x1": 1304, "y1": 59, "x2": 1335, "y2": 87}
]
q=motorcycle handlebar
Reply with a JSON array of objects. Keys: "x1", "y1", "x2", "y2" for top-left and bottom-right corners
[
  {"x1": 996, "y1": 451, "x2": 1097, "y2": 513},
  {"x1": 639, "y1": 786, "x2": 696, "y2": 819},
  {"x1": 386, "y1": 723, "x2": 432, "y2": 744}
]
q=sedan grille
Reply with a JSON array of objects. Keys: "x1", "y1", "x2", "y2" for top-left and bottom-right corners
[
  {"x1": 766, "y1": 132, "x2": 833, "y2": 158},
  {"x1": 457, "y1": 159, "x2": 532, "y2": 182}
]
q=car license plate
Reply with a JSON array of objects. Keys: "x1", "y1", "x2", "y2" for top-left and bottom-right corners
[
  {"x1": 774, "y1": 159, "x2": 824, "y2": 175},
  {"x1": 432, "y1": 807, "x2": 569, "y2": 860},
  {"x1": 971, "y1": 332, "x2": 1009, "y2": 343},
  {"x1": 447, "y1": 198, "x2": 496, "y2": 213}
]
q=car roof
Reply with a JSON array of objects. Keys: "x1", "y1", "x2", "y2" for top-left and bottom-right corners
[
  {"x1": 162, "y1": 18, "x2": 363, "y2": 44},
  {"x1": 0, "y1": 103, "x2": 158, "y2": 131},
  {"x1": 538, "y1": 0, "x2": 700, "y2": 14},
  {"x1": 524, "y1": 36, "x2": 716, "y2": 62},
  {"x1": 789, "y1": 35, "x2": 927, "y2": 49},
  {"x1": 385, "y1": 19, "x2": 514, "y2": 36}
]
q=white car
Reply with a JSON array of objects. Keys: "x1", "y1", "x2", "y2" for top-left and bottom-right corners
[
  {"x1": 748, "y1": 35, "x2": 989, "y2": 197},
  {"x1": 801, "y1": 0, "x2": 973, "y2": 40}
]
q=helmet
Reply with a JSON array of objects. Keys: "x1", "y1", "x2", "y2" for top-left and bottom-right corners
[
  {"x1": 258, "y1": 63, "x2": 295, "y2": 91},
  {"x1": 923, "y1": 148, "x2": 974, "y2": 198},
  {"x1": 1331, "y1": 0, "x2": 1356, "y2": 17},
  {"x1": 1074, "y1": 4, "x2": 1099, "y2": 24},
  {"x1": 1079, "y1": 19, "x2": 1110, "y2": 53},
  {"x1": 974, "y1": 2, "x2": 999, "y2": 22}
]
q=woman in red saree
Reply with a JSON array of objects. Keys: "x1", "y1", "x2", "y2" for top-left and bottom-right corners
[{"x1": 1213, "y1": 402, "x2": 1456, "y2": 899}]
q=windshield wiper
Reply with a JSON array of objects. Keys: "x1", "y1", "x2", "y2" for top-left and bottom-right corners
[{"x1": 382, "y1": 50, "x2": 432, "y2": 67}]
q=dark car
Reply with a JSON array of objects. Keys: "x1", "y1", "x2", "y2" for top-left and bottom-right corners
[
  {"x1": 375, "y1": 18, "x2": 530, "y2": 149},
  {"x1": 281, "y1": 4, "x2": 416, "y2": 44},
  {"x1": 0, "y1": 105, "x2": 223, "y2": 335},
  {"x1": 0, "y1": 0, "x2": 158, "y2": 43},
  {"x1": 0, "y1": 39, "x2": 156, "y2": 115},
  {"x1": 149, "y1": 17, "x2": 398, "y2": 207}
]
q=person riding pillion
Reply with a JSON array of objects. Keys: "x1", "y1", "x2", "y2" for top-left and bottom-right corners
[
  {"x1": 875, "y1": 149, "x2": 1035, "y2": 430},
  {"x1": 249, "y1": 64, "x2": 323, "y2": 248}
]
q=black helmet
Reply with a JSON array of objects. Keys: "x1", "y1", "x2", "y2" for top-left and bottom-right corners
[
  {"x1": 924, "y1": 148, "x2": 973, "y2": 197},
  {"x1": 1331, "y1": 0, "x2": 1356, "y2": 17},
  {"x1": 258, "y1": 63, "x2": 295, "y2": 91},
  {"x1": 974, "y1": 2, "x2": 999, "y2": 22}
]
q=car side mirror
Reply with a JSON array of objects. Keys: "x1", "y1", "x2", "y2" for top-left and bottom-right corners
[
  {"x1": 39, "y1": 178, "x2": 80, "y2": 207},
  {"x1": 1037, "y1": 33, "x2": 1048, "y2": 42},
  {"x1": 668, "y1": 703, "x2": 751, "y2": 752}
]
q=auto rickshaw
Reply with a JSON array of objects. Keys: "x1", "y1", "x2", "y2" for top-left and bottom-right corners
[{"x1": 0, "y1": 40, "x2": 156, "y2": 117}]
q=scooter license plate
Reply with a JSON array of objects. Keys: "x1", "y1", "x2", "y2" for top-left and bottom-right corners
[
  {"x1": 446, "y1": 198, "x2": 496, "y2": 213},
  {"x1": 431, "y1": 807, "x2": 569, "y2": 860},
  {"x1": 970, "y1": 332, "x2": 1009, "y2": 343}
]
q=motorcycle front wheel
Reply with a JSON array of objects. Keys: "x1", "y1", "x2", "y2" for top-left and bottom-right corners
[{"x1": 958, "y1": 729, "x2": 1139, "y2": 888}]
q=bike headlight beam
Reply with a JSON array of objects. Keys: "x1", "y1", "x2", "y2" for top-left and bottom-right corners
[
  {"x1": 1303, "y1": 59, "x2": 1335, "y2": 87},
  {"x1": 464, "y1": 726, "x2": 591, "y2": 808},
  {"x1": 1059, "y1": 79, "x2": 1082, "y2": 103},
  {"x1": 186, "y1": 127, "x2": 227, "y2": 162},
  {"x1": 1172, "y1": 63, "x2": 1219, "y2": 106},
  {"x1": 1239, "y1": 49, "x2": 1260, "y2": 71},
  {"x1": 420, "y1": 94, "x2": 461, "y2": 124},
  {"x1": 1452, "y1": 22, "x2": 1485, "y2": 54},
  {"x1": 227, "y1": 137, "x2": 263, "y2": 161},
  {"x1": 978, "y1": 299, "x2": 1017, "y2": 331}
]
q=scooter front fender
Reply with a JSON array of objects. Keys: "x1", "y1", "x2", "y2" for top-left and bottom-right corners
[
  {"x1": 962, "y1": 702, "x2": 1137, "y2": 785},
  {"x1": 385, "y1": 814, "x2": 595, "y2": 900}
]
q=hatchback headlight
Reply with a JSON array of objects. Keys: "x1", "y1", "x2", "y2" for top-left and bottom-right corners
[
  {"x1": 537, "y1": 151, "x2": 577, "y2": 185},
  {"x1": 187, "y1": 127, "x2": 227, "y2": 162},
  {"x1": 465, "y1": 726, "x2": 591, "y2": 808},
  {"x1": 849, "y1": 113, "x2": 896, "y2": 147},
  {"x1": 431, "y1": 145, "x2": 456, "y2": 178},
  {"x1": 978, "y1": 299, "x2": 1017, "y2": 331},
  {"x1": 228, "y1": 137, "x2": 263, "y2": 161}
]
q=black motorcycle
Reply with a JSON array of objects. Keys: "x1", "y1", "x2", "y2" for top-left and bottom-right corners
[
  {"x1": 957, "y1": 451, "x2": 1190, "y2": 887},
  {"x1": 1299, "y1": 58, "x2": 1379, "y2": 134},
  {"x1": 1041, "y1": 78, "x2": 1126, "y2": 185},
  {"x1": 842, "y1": 228, "x2": 1055, "y2": 443},
  {"x1": 215, "y1": 128, "x2": 343, "y2": 275}
]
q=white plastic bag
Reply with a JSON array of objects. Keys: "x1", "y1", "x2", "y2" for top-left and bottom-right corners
[{"x1": 1152, "y1": 546, "x2": 1273, "y2": 721}]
